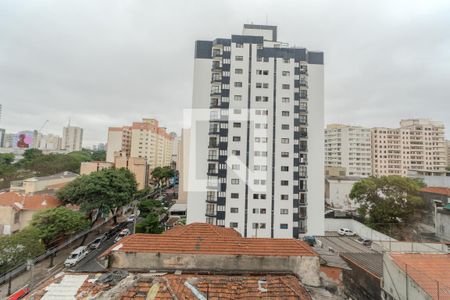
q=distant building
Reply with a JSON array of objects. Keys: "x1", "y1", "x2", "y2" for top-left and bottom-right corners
[
  {"x1": 37, "y1": 133, "x2": 62, "y2": 151},
  {"x1": 0, "y1": 128, "x2": 5, "y2": 147},
  {"x1": 97, "y1": 143, "x2": 106, "y2": 151},
  {"x1": 325, "y1": 124, "x2": 372, "y2": 177},
  {"x1": 9, "y1": 171, "x2": 78, "y2": 195},
  {"x1": 62, "y1": 126, "x2": 83, "y2": 152},
  {"x1": 408, "y1": 169, "x2": 450, "y2": 188},
  {"x1": 106, "y1": 118, "x2": 174, "y2": 170},
  {"x1": 3, "y1": 133, "x2": 14, "y2": 148},
  {"x1": 170, "y1": 132, "x2": 180, "y2": 167},
  {"x1": 325, "y1": 165, "x2": 347, "y2": 177},
  {"x1": 447, "y1": 140, "x2": 450, "y2": 168},
  {"x1": 372, "y1": 119, "x2": 446, "y2": 177},
  {"x1": 0, "y1": 192, "x2": 61, "y2": 235},
  {"x1": 80, "y1": 154, "x2": 148, "y2": 190}
]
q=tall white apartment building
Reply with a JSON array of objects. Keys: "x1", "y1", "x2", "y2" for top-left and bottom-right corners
[
  {"x1": 372, "y1": 119, "x2": 446, "y2": 176},
  {"x1": 106, "y1": 118, "x2": 174, "y2": 170},
  {"x1": 37, "y1": 133, "x2": 62, "y2": 151},
  {"x1": 186, "y1": 24, "x2": 324, "y2": 238},
  {"x1": 61, "y1": 126, "x2": 83, "y2": 152},
  {"x1": 325, "y1": 124, "x2": 372, "y2": 177}
]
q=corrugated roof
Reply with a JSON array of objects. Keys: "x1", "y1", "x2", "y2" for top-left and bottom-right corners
[
  {"x1": 103, "y1": 223, "x2": 317, "y2": 257},
  {"x1": 340, "y1": 253, "x2": 383, "y2": 278},
  {"x1": 390, "y1": 253, "x2": 450, "y2": 299}
]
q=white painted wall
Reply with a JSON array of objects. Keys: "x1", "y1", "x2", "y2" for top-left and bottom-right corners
[
  {"x1": 325, "y1": 218, "x2": 394, "y2": 241},
  {"x1": 326, "y1": 178, "x2": 359, "y2": 210}
]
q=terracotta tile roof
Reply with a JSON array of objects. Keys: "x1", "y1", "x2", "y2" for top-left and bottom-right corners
[
  {"x1": 163, "y1": 222, "x2": 242, "y2": 238},
  {"x1": 390, "y1": 253, "x2": 450, "y2": 299},
  {"x1": 421, "y1": 187, "x2": 450, "y2": 197},
  {"x1": 0, "y1": 192, "x2": 61, "y2": 211},
  {"x1": 104, "y1": 223, "x2": 316, "y2": 257},
  {"x1": 120, "y1": 274, "x2": 312, "y2": 300}
]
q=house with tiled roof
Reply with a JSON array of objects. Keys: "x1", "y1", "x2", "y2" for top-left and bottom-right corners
[
  {"x1": 0, "y1": 191, "x2": 61, "y2": 235},
  {"x1": 100, "y1": 223, "x2": 321, "y2": 287},
  {"x1": 382, "y1": 253, "x2": 450, "y2": 300}
]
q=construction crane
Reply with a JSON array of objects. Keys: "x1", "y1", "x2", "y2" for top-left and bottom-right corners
[{"x1": 38, "y1": 120, "x2": 49, "y2": 134}]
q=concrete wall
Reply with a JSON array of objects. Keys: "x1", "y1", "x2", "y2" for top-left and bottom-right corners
[
  {"x1": 435, "y1": 209, "x2": 450, "y2": 242},
  {"x1": 325, "y1": 179, "x2": 359, "y2": 210},
  {"x1": 342, "y1": 258, "x2": 380, "y2": 300},
  {"x1": 80, "y1": 161, "x2": 113, "y2": 175},
  {"x1": 372, "y1": 241, "x2": 448, "y2": 253},
  {"x1": 325, "y1": 218, "x2": 395, "y2": 241},
  {"x1": 108, "y1": 252, "x2": 320, "y2": 286}
]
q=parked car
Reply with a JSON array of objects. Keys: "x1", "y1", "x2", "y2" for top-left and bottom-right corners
[
  {"x1": 114, "y1": 228, "x2": 131, "y2": 242},
  {"x1": 64, "y1": 246, "x2": 88, "y2": 267},
  {"x1": 126, "y1": 214, "x2": 136, "y2": 223},
  {"x1": 89, "y1": 234, "x2": 107, "y2": 250},
  {"x1": 303, "y1": 236, "x2": 317, "y2": 247},
  {"x1": 338, "y1": 228, "x2": 355, "y2": 236},
  {"x1": 356, "y1": 237, "x2": 372, "y2": 246}
]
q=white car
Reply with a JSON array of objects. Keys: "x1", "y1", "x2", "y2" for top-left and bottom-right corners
[
  {"x1": 64, "y1": 246, "x2": 88, "y2": 267},
  {"x1": 338, "y1": 228, "x2": 355, "y2": 236},
  {"x1": 126, "y1": 214, "x2": 136, "y2": 223},
  {"x1": 114, "y1": 228, "x2": 131, "y2": 242}
]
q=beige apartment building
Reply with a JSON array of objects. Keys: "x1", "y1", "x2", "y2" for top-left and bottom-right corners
[
  {"x1": 325, "y1": 124, "x2": 372, "y2": 177},
  {"x1": 106, "y1": 118, "x2": 174, "y2": 170},
  {"x1": 447, "y1": 140, "x2": 450, "y2": 169},
  {"x1": 372, "y1": 119, "x2": 447, "y2": 176},
  {"x1": 62, "y1": 126, "x2": 83, "y2": 152}
]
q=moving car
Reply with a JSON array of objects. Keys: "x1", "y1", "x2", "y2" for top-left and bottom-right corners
[
  {"x1": 64, "y1": 246, "x2": 88, "y2": 267},
  {"x1": 89, "y1": 234, "x2": 107, "y2": 250},
  {"x1": 338, "y1": 228, "x2": 355, "y2": 236},
  {"x1": 356, "y1": 237, "x2": 372, "y2": 246},
  {"x1": 114, "y1": 228, "x2": 131, "y2": 242}
]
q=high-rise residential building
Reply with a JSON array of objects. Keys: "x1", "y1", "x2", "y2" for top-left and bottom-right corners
[
  {"x1": 446, "y1": 140, "x2": 450, "y2": 169},
  {"x1": 106, "y1": 118, "x2": 174, "y2": 170},
  {"x1": 186, "y1": 24, "x2": 324, "y2": 238},
  {"x1": 36, "y1": 133, "x2": 62, "y2": 151},
  {"x1": 0, "y1": 129, "x2": 5, "y2": 147},
  {"x1": 61, "y1": 126, "x2": 83, "y2": 152},
  {"x1": 372, "y1": 119, "x2": 446, "y2": 176},
  {"x1": 325, "y1": 124, "x2": 372, "y2": 177}
]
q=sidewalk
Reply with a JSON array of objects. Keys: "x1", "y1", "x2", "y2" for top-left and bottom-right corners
[{"x1": 0, "y1": 220, "x2": 113, "y2": 298}]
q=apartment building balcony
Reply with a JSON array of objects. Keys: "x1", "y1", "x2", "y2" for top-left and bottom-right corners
[
  {"x1": 299, "y1": 65, "x2": 308, "y2": 75},
  {"x1": 208, "y1": 142, "x2": 219, "y2": 148},
  {"x1": 211, "y1": 73, "x2": 222, "y2": 83},
  {"x1": 206, "y1": 197, "x2": 217, "y2": 204},
  {"x1": 211, "y1": 61, "x2": 222, "y2": 72},
  {"x1": 209, "y1": 125, "x2": 220, "y2": 134},
  {"x1": 207, "y1": 169, "x2": 219, "y2": 176},
  {"x1": 212, "y1": 49, "x2": 222, "y2": 58}
]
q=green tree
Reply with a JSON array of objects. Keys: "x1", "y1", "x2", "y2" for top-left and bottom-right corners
[
  {"x1": 0, "y1": 228, "x2": 45, "y2": 273},
  {"x1": 350, "y1": 176, "x2": 425, "y2": 238},
  {"x1": 57, "y1": 168, "x2": 138, "y2": 225},
  {"x1": 91, "y1": 150, "x2": 106, "y2": 161},
  {"x1": 151, "y1": 166, "x2": 175, "y2": 187},
  {"x1": 138, "y1": 199, "x2": 166, "y2": 216},
  {"x1": 30, "y1": 207, "x2": 90, "y2": 243},
  {"x1": 0, "y1": 153, "x2": 15, "y2": 165},
  {"x1": 22, "y1": 149, "x2": 43, "y2": 161},
  {"x1": 135, "y1": 213, "x2": 164, "y2": 234}
]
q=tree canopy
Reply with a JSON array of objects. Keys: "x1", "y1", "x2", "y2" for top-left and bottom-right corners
[
  {"x1": 57, "y1": 168, "x2": 137, "y2": 223},
  {"x1": 0, "y1": 227, "x2": 45, "y2": 273},
  {"x1": 30, "y1": 207, "x2": 90, "y2": 243},
  {"x1": 151, "y1": 166, "x2": 175, "y2": 187},
  {"x1": 350, "y1": 176, "x2": 425, "y2": 238}
]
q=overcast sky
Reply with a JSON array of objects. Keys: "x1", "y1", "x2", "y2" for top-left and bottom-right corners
[{"x1": 1, "y1": 0, "x2": 449, "y2": 146}]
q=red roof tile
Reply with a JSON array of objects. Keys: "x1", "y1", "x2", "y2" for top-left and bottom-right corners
[
  {"x1": 421, "y1": 187, "x2": 450, "y2": 197},
  {"x1": 0, "y1": 192, "x2": 61, "y2": 211},
  {"x1": 104, "y1": 223, "x2": 316, "y2": 257},
  {"x1": 390, "y1": 253, "x2": 450, "y2": 299}
]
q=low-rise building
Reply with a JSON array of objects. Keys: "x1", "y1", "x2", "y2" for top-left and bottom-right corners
[
  {"x1": 80, "y1": 161, "x2": 114, "y2": 175},
  {"x1": 9, "y1": 171, "x2": 78, "y2": 195},
  {"x1": 325, "y1": 176, "x2": 361, "y2": 210},
  {"x1": 382, "y1": 253, "x2": 450, "y2": 300},
  {"x1": 0, "y1": 192, "x2": 61, "y2": 235},
  {"x1": 100, "y1": 223, "x2": 321, "y2": 287},
  {"x1": 435, "y1": 204, "x2": 450, "y2": 242},
  {"x1": 420, "y1": 186, "x2": 450, "y2": 232}
]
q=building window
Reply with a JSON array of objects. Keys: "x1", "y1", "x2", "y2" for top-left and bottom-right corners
[
  {"x1": 281, "y1": 180, "x2": 289, "y2": 186},
  {"x1": 281, "y1": 138, "x2": 289, "y2": 144},
  {"x1": 231, "y1": 193, "x2": 239, "y2": 199},
  {"x1": 280, "y1": 223, "x2": 288, "y2": 229},
  {"x1": 281, "y1": 152, "x2": 289, "y2": 158},
  {"x1": 281, "y1": 124, "x2": 289, "y2": 130},
  {"x1": 282, "y1": 97, "x2": 290, "y2": 103},
  {"x1": 235, "y1": 68, "x2": 243, "y2": 74},
  {"x1": 236, "y1": 43, "x2": 243, "y2": 48},
  {"x1": 282, "y1": 84, "x2": 290, "y2": 89},
  {"x1": 232, "y1": 150, "x2": 240, "y2": 156},
  {"x1": 252, "y1": 223, "x2": 266, "y2": 229},
  {"x1": 263, "y1": 83, "x2": 269, "y2": 88},
  {"x1": 282, "y1": 111, "x2": 290, "y2": 117},
  {"x1": 233, "y1": 122, "x2": 241, "y2": 128},
  {"x1": 283, "y1": 58, "x2": 290, "y2": 63},
  {"x1": 280, "y1": 209, "x2": 289, "y2": 215},
  {"x1": 230, "y1": 207, "x2": 239, "y2": 213},
  {"x1": 232, "y1": 164, "x2": 240, "y2": 170},
  {"x1": 234, "y1": 109, "x2": 242, "y2": 114},
  {"x1": 234, "y1": 95, "x2": 242, "y2": 101},
  {"x1": 231, "y1": 179, "x2": 239, "y2": 184},
  {"x1": 281, "y1": 194, "x2": 289, "y2": 200},
  {"x1": 234, "y1": 82, "x2": 243, "y2": 87},
  {"x1": 281, "y1": 166, "x2": 289, "y2": 172},
  {"x1": 282, "y1": 71, "x2": 290, "y2": 76},
  {"x1": 256, "y1": 82, "x2": 262, "y2": 88},
  {"x1": 235, "y1": 56, "x2": 243, "y2": 61},
  {"x1": 230, "y1": 222, "x2": 238, "y2": 228},
  {"x1": 233, "y1": 136, "x2": 241, "y2": 142},
  {"x1": 14, "y1": 212, "x2": 20, "y2": 224}
]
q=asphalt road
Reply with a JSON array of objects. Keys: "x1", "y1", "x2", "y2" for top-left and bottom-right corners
[
  {"x1": 70, "y1": 222, "x2": 134, "y2": 273},
  {"x1": 316, "y1": 235, "x2": 375, "y2": 253}
]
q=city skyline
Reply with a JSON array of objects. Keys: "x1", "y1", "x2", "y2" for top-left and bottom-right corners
[{"x1": 1, "y1": 1, "x2": 450, "y2": 146}]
